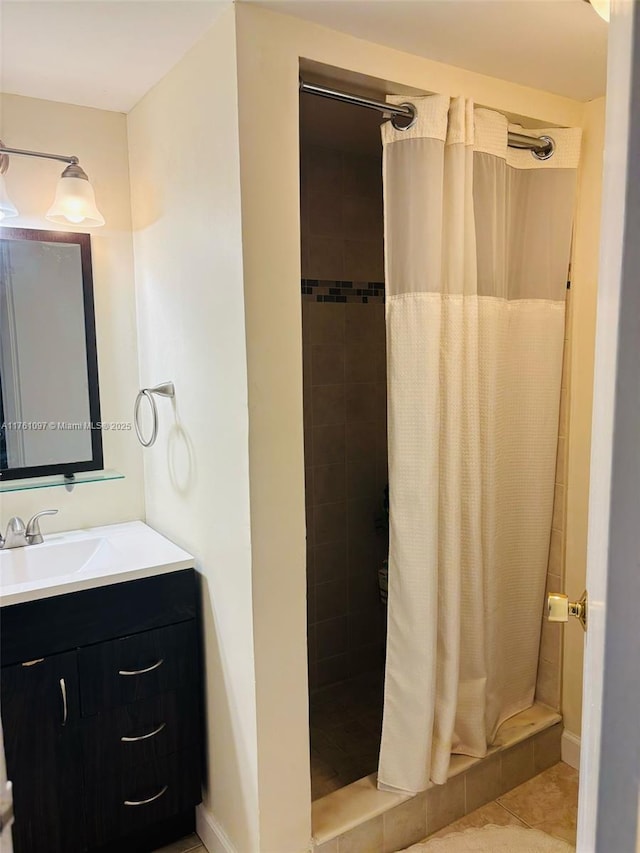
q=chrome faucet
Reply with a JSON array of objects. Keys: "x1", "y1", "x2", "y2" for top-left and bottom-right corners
[{"x1": 0, "y1": 510, "x2": 58, "y2": 549}]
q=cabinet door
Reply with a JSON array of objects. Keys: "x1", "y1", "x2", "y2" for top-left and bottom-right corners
[{"x1": 1, "y1": 651, "x2": 83, "y2": 853}]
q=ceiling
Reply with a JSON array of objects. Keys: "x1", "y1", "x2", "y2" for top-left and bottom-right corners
[
  {"x1": 0, "y1": 0, "x2": 607, "y2": 114},
  {"x1": 0, "y1": 1, "x2": 229, "y2": 113}
]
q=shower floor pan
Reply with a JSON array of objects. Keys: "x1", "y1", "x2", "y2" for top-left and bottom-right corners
[{"x1": 311, "y1": 702, "x2": 562, "y2": 850}]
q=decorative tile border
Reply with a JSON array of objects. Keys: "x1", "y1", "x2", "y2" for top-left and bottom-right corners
[{"x1": 302, "y1": 279, "x2": 385, "y2": 304}]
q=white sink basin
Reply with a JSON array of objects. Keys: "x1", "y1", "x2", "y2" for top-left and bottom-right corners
[
  {"x1": 0, "y1": 521, "x2": 193, "y2": 606},
  {"x1": 0, "y1": 537, "x2": 111, "y2": 586}
]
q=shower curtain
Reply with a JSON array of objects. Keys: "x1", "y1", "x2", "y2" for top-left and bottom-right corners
[{"x1": 378, "y1": 95, "x2": 580, "y2": 793}]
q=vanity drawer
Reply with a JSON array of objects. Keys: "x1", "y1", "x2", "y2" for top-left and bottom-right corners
[
  {"x1": 79, "y1": 621, "x2": 197, "y2": 716},
  {"x1": 82, "y1": 691, "x2": 200, "y2": 775},
  {"x1": 84, "y1": 748, "x2": 201, "y2": 848}
]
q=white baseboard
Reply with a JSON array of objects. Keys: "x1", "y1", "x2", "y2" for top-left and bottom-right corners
[
  {"x1": 196, "y1": 804, "x2": 237, "y2": 853},
  {"x1": 561, "y1": 730, "x2": 581, "y2": 770}
]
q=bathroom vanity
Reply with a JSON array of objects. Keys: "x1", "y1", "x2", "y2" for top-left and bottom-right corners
[{"x1": 0, "y1": 522, "x2": 202, "y2": 853}]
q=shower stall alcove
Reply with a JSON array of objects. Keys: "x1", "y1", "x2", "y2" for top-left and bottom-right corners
[
  {"x1": 300, "y1": 90, "x2": 389, "y2": 800},
  {"x1": 300, "y1": 70, "x2": 575, "y2": 851}
]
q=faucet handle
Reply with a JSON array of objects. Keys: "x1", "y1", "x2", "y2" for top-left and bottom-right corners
[
  {"x1": 26, "y1": 510, "x2": 58, "y2": 545},
  {"x1": 2, "y1": 517, "x2": 27, "y2": 550}
]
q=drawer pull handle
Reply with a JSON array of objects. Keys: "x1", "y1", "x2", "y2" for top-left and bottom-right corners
[
  {"x1": 118, "y1": 658, "x2": 164, "y2": 677},
  {"x1": 121, "y1": 722, "x2": 166, "y2": 743},
  {"x1": 60, "y1": 678, "x2": 67, "y2": 726},
  {"x1": 124, "y1": 785, "x2": 168, "y2": 807}
]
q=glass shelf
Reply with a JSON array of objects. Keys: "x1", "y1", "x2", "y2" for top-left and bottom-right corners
[{"x1": 0, "y1": 469, "x2": 124, "y2": 493}]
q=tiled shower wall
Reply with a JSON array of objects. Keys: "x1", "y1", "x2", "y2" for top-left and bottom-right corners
[
  {"x1": 301, "y1": 143, "x2": 388, "y2": 689},
  {"x1": 301, "y1": 143, "x2": 384, "y2": 282},
  {"x1": 536, "y1": 287, "x2": 572, "y2": 708}
]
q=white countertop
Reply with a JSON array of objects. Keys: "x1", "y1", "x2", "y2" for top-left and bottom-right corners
[{"x1": 0, "y1": 521, "x2": 194, "y2": 607}]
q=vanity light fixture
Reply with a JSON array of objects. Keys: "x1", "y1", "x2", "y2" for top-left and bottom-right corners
[
  {"x1": 0, "y1": 140, "x2": 105, "y2": 227},
  {"x1": 46, "y1": 162, "x2": 105, "y2": 226}
]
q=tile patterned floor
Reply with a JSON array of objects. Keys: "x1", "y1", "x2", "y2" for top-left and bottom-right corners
[
  {"x1": 425, "y1": 761, "x2": 579, "y2": 847},
  {"x1": 154, "y1": 833, "x2": 205, "y2": 853},
  {"x1": 310, "y1": 669, "x2": 385, "y2": 800},
  {"x1": 154, "y1": 750, "x2": 577, "y2": 853}
]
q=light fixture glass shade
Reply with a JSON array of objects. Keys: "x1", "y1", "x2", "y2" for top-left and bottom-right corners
[
  {"x1": 590, "y1": 0, "x2": 610, "y2": 21},
  {"x1": 46, "y1": 173, "x2": 105, "y2": 227},
  {"x1": 0, "y1": 173, "x2": 19, "y2": 220}
]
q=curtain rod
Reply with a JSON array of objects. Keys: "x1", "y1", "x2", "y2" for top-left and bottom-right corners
[{"x1": 299, "y1": 79, "x2": 555, "y2": 159}]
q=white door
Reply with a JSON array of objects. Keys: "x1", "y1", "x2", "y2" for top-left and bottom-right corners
[{"x1": 577, "y1": 1, "x2": 640, "y2": 851}]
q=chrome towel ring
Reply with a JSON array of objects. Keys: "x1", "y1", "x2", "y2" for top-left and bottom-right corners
[{"x1": 134, "y1": 382, "x2": 175, "y2": 447}]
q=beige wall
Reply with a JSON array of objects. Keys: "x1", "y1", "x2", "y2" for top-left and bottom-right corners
[
  {"x1": 0, "y1": 94, "x2": 144, "y2": 529},
  {"x1": 563, "y1": 96, "x2": 606, "y2": 740},
  {"x1": 127, "y1": 9, "x2": 260, "y2": 852},
  {"x1": 536, "y1": 295, "x2": 572, "y2": 710},
  {"x1": 234, "y1": 4, "x2": 596, "y2": 850}
]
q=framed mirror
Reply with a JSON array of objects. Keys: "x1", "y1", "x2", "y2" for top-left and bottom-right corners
[{"x1": 0, "y1": 227, "x2": 103, "y2": 481}]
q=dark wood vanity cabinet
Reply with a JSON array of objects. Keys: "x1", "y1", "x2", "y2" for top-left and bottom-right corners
[
  {"x1": 2, "y1": 651, "x2": 84, "y2": 853},
  {"x1": 0, "y1": 569, "x2": 203, "y2": 853}
]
